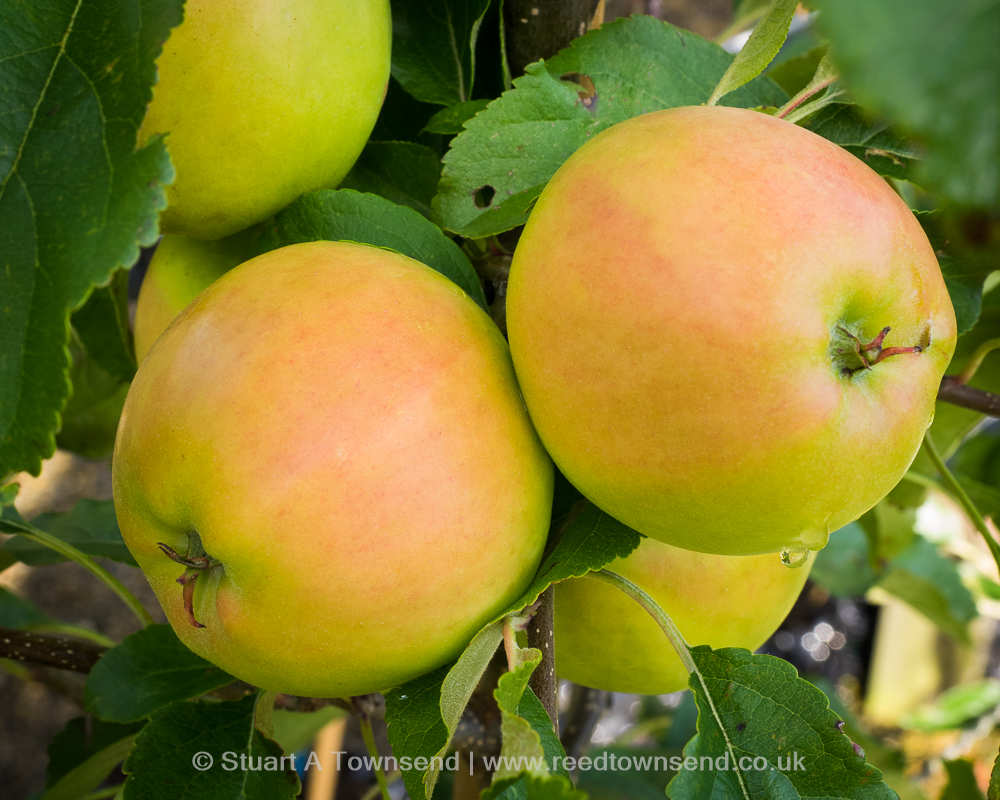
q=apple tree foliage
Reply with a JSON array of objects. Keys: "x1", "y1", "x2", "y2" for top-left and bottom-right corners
[{"x1": 1, "y1": 0, "x2": 999, "y2": 799}]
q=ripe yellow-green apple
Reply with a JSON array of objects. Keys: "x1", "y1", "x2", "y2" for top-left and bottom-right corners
[
  {"x1": 507, "y1": 106, "x2": 957, "y2": 556},
  {"x1": 554, "y1": 537, "x2": 814, "y2": 695},
  {"x1": 134, "y1": 229, "x2": 258, "y2": 363},
  {"x1": 113, "y1": 241, "x2": 553, "y2": 697},
  {"x1": 140, "y1": 0, "x2": 391, "y2": 240}
]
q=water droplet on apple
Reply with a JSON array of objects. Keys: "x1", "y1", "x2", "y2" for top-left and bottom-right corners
[
  {"x1": 926, "y1": 410, "x2": 935, "y2": 428},
  {"x1": 801, "y1": 526, "x2": 829, "y2": 551},
  {"x1": 779, "y1": 546, "x2": 809, "y2": 569}
]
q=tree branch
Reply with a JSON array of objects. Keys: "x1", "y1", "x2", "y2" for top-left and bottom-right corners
[
  {"x1": 0, "y1": 626, "x2": 107, "y2": 673},
  {"x1": 938, "y1": 376, "x2": 1000, "y2": 417},
  {"x1": 503, "y1": 0, "x2": 603, "y2": 77},
  {"x1": 526, "y1": 586, "x2": 558, "y2": 734}
]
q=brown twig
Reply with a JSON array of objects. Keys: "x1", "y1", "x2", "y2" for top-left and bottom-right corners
[
  {"x1": 526, "y1": 586, "x2": 558, "y2": 734},
  {"x1": 502, "y1": 0, "x2": 603, "y2": 77},
  {"x1": 0, "y1": 626, "x2": 107, "y2": 672},
  {"x1": 938, "y1": 376, "x2": 1000, "y2": 417}
]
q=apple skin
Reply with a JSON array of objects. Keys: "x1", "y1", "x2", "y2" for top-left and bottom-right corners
[
  {"x1": 140, "y1": 1, "x2": 391, "y2": 240},
  {"x1": 113, "y1": 241, "x2": 554, "y2": 697},
  {"x1": 507, "y1": 106, "x2": 957, "y2": 556},
  {"x1": 134, "y1": 230, "x2": 258, "y2": 363},
  {"x1": 554, "y1": 537, "x2": 814, "y2": 695}
]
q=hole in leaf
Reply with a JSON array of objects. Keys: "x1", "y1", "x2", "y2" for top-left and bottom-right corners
[
  {"x1": 474, "y1": 185, "x2": 496, "y2": 209},
  {"x1": 561, "y1": 72, "x2": 598, "y2": 111}
]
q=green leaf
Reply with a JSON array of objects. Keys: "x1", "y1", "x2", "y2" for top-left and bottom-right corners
[
  {"x1": 2, "y1": 499, "x2": 137, "y2": 567},
  {"x1": 0, "y1": 585, "x2": 52, "y2": 628},
  {"x1": 811, "y1": 522, "x2": 877, "y2": 598},
  {"x1": 484, "y1": 774, "x2": 588, "y2": 800},
  {"x1": 857, "y1": 501, "x2": 917, "y2": 566},
  {"x1": 667, "y1": 648, "x2": 896, "y2": 799},
  {"x1": 901, "y1": 680, "x2": 1000, "y2": 732},
  {"x1": 56, "y1": 337, "x2": 130, "y2": 460},
  {"x1": 518, "y1": 690, "x2": 570, "y2": 780},
  {"x1": 493, "y1": 651, "x2": 547, "y2": 781},
  {"x1": 45, "y1": 717, "x2": 145, "y2": 790},
  {"x1": 814, "y1": 0, "x2": 1000, "y2": 208},
  {"x1": 391, "y1": 0, "x2": 492, "y2": 105},
  {"x1": 0, "y1": 0, "x2": 178, "y2": 477},
  {"x1": 42, "y1": 731, "x2": 139, "y2": 800},
  {"x1": 71, "y1": 268, "x2": 136, "y2": 384},
  {"x1": 254, "y1": 189, "x2": 488, "y2": 311},
  {"x1": 807, "y1": 678, "x2": 925, "y2": 800},
  {"x1": 123, "y1": 693, "x2": 300, "y2": 800},
  {"x1": 916, "y1": 210, "x2": 992, "y2": 335},
  {"x1": 875, "y1": 536, "x2": 978, "y2": 645},
  {"x1": 424, "y1": 99, "x2": 491, "y2": 134},
  {"x1": 480, "y1": 657, "x2": 578, "y2": 800},
  {"x1": 802, "y1": 104, "x2": 919, "y2": 183},
  {"x1": 942, "y1": 759, "x2": 986, "y2": 800},
  {"x1": 990, "y1": 746, "x2": 1000, "y2": 800},
  {"x1": 271, "y1": 707, "x2": 345, "y2": 756},
  {"x1": 708, "y1": 0, "x2": 798, "y2": 106},
  {"x1": 371, "y1": 77, "x2": 445, "y2": 145},
  {"x1": 386, "y1": 501, "x2": 640, "y2": 800},
  {"x1": 85, "y1": 625, "x2": 236, "y2": 723},
  {"x1": 385, "y1": 620, "x2": 506, "y2": 800},
  {"x1": 435, "y1": 15, "x2": 788, "y2": 237},
  {"x1": 339, "y1": 142, "x2": 443, "y2": 219}
]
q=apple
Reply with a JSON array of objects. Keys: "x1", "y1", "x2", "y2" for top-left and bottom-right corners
[
  {"x1": 554, "y1": 537, "x2": 814, "y2": 695},
  {"x1": 140, "y1": 0, "x2": 391, "y2": 240},
  {"x1": 134, "y1": 230, "x2": 258, "y2": 363},
  {"x1": 113, "y1": 241, "x2": 554, "y2": 697},
  {"x1": 507, "y1": 106, "x2": 956, "y2": 556}
]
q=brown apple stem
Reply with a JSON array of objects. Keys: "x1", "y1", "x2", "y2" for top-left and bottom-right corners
[
  {"x1": 938, "y1": 376, "x2": 1000, "y2": 417},
  {"x1": 178, "y1": 569, "x2": 206, "y2": 629},
  {"x1": 835, "y1": 325, "x2": 922, "y2": 374},
  {"x1": 526, "y1": 586, "x2": 559, "y2": 734},
  {"x1": 0, "y1": 625, "x2": 108, "y2": 673},
  {"x1": 858, "y1": 326, "x2": 890, "y2": 352}
]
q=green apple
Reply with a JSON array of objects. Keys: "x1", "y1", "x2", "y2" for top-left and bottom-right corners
[
  {"x1": 507, "y1": 106, "x2": 957, "y2": 556},
  {"x1": 555, "y1": 537, "x2": 814, "y2": 695},
  {"x1": 140, "y1": 0, "x2": 391, "y2": 240},
  {"x1": 113, "y1": 241, "x2": 554, "y2": 697},
  {"x1": 134, "y1": 230, "x2": 258, "y2": 363}
]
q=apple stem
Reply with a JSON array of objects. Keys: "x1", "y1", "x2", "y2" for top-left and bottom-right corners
[
  {"x1": 835, "y1": 325, "x2": 922, "y2": 374},
  {"x1": 178, "y1": 570, "x2": 206, "y2": 629}
]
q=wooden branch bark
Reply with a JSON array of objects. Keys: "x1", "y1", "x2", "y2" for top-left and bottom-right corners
[
  {"x1": 526, "y1": 586, "x2": 559, "y2": 734},
  {"x1": 938, "y1": 376, "x2": 1000, "y2": 417},
  {"x1": 0, "y1": 626, "x2": 107, "y2": 673},
  {"x1": 503, "y1": 0, "x2": 603, "y2": 76}
]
